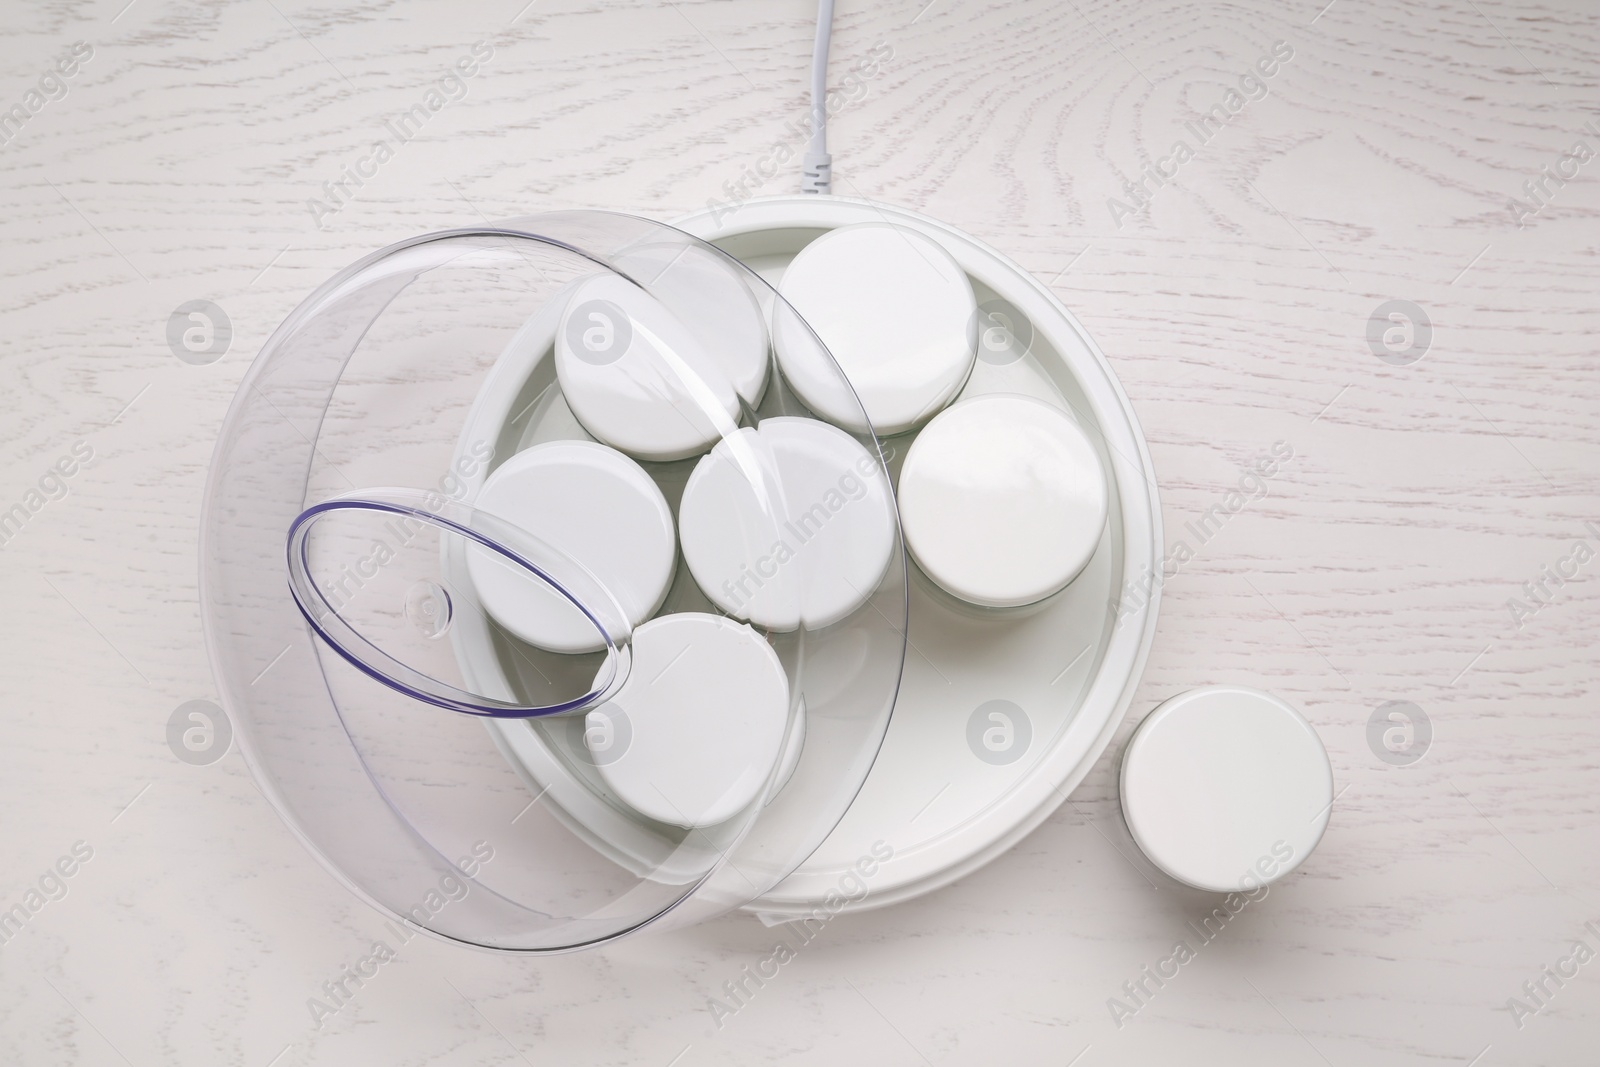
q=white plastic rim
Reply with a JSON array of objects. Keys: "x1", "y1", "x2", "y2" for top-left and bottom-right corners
[
  {"x1": 671, "y1": 196, "x2": 1163, "y2": 913},
  {"x1": 466, "y1": 440, "x2": 675, "y2": 654},
  {"x1": 1120, "y1": 686, "x2": 1334, "y2": 893},
  {"x1": 898, "y1": 393, "x2": 1108, "y2": 608},
  {"x1": 679, "y1": 416, "x2": 896, "y2": 630},
  {"x1": 772, "y1": 222, "x2": 977, "y2": 435},
  {"x1": 585, "y1": 613, "x2": 790, "y2": 829}
]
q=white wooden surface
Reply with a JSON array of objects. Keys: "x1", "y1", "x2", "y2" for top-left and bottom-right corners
[{"x1": 3, "y1": 0, "x2": 1598, "y2": 1064}]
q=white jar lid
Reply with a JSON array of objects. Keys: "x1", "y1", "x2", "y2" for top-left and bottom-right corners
[
  {"x1": 466, "y1": 441, "x2": 675, "y2": 653},
  {"x1": 897, "y1": 393, "x2": 1107, "y2": 608},
  {"x1": 1120, "y1": 686, "x2": 1334, "y2": 893},
  {"x1": 678, "y1": 416, "x2": 896, "y2": 631},
  {"x1": 555, "y1": 274, "x2": 742, "y2": 461},
  {"x1": 586, "y1": 613, "x2": 790, "y2": 828},
  {"x1": 773, "y1": 223, "x2": 976, "y2": 436},
  {"x1": 621, "y1": 240, "x2": 770, "y2": 407}
]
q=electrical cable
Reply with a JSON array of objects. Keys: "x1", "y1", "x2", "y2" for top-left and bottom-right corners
[{"x1": 801, "y1": 0, "x2": 834, "y2": 194}]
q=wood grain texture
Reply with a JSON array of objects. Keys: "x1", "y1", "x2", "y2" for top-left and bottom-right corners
[{"x1": 2, "y1": 0, "x2": 1598, "y2": 1064}]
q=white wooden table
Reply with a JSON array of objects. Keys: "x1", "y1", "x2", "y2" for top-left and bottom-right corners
[{"x1": 3, "y1": 1, "x2": 1597, "y2": 1063}]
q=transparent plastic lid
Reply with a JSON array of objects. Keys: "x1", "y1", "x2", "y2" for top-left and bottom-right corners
[{"x1": 199, "y1": 212, "x2": 908, "y2": 951}]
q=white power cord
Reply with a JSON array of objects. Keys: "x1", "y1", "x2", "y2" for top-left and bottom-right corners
[{"x1": 801, "y1": 0, "x2": 834, "y2": 194}]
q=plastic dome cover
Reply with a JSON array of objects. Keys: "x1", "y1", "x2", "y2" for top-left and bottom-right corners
[{"x1": 200, "y1": 212, "x2": 908, "y2": 952}]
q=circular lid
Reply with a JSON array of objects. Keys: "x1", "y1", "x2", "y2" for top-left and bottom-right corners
[
  {"x1": 1120, "y1": 686, "x2": 1333, "y2": 893},
  {"x1": 466, "y1": 440, "x2": 674, "y2": 654},
  {"x1": 678, "y1": 416, "x2": 896, "y2": 630},
  {"x1": 555, "y1": 272, "x2": 744, "y2": 461},
  {"x1": 898, "y1": 393, "x2": 1107, "y2": 608},
  {"x1": 199, "y1": 211, "x2": 909, "y2": 952},
  {"x1": 772, "y1": 222, "x2": 976, "y2": 435},
  {"x1": 586, "y1": 613, "x2": 789, "y2": 828}
]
